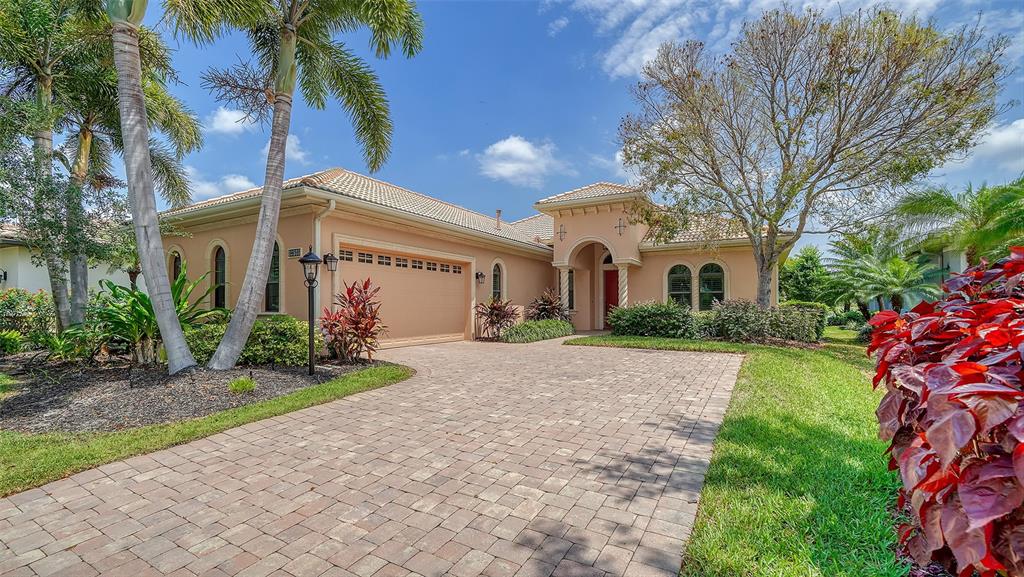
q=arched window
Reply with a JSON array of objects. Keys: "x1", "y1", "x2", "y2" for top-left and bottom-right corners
[
  {"x1": 603, "y1": 253, "x2": 613, "y2": 265},
  {"x1": 264, "y1": 242, "x2": 280, "y2": 312},
  {"x1": 213, "y1": 246, "x2": 226, "y2": 308},
  {"x1": 491, "y1": 263, "x2": 503, "y2": 300},
  {"x1": 169, "y1": 251, "x2": 182, "y2": 281},
  {"x1": 699, "y1": 263, "x2": 725, "y2": 311},
  {"x1": 667, "y1": 264, "x2": 692, "y2": 308}
]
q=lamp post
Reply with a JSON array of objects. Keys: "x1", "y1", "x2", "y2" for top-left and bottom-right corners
[{"x1": 298, "y1": 248, "x2": 339, "y2": 375}]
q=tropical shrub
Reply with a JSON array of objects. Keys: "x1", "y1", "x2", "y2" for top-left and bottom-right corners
[
  {"x1": 0, "y1": 329, "x2": 22, "y2": 354},
  {"x1": 0, "y1": 288, "x2": 54, "y2": 344},
  {"x1": 692, "y1": 311, "x2": 718, "y2": 339},
  {"x1": 856, "y1": 322, "x2": 874, "y2": 343},
  {"x1": 607, "y1": 301, "x2": 694, "y2": 338},
  {"x1": 475, "y1": 297, "x2": 518, "y2": 340},
  {"x1": 781, "y1": 300, "x2": 831, "y2": 339},
  {"x1": 40, "y1": 325, "x2": 102, "y2": 361},
  {"x1": 187, "y1": 316, "x2": 322, "y2": 366},
  {"x1": 321, "y1": 278, "x2": 386, "y2": 362},
  {"x1": 867, "y1": 248, "x2": 1024, "y2": 577},
  {"x1": 500, "y1": 319, "x2": 574, "y2": 343},
  {"x1": 92, "y1": 263, "x2": 225, "y2": 363},
  {"x1": 525, "y1": 288, "x2": 570, "y2": 321}
]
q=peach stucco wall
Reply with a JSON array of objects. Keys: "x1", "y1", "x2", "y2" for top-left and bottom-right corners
[
  {"x1": 630, "y1": 247, "x2": 777, "y2": 307},
  {"x1": 164, "y1": 202, "x2": 555, "y2": 346},
  {"x1": 552, "y1": 204, "x2": 646, "y2": 266}
]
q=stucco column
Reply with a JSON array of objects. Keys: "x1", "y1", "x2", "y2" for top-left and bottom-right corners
[
  {"x1": 557, "y1": 266, "x2": 571, "y2": 308},
  {"x1": 617, "y1": 264, "x2": 629, "y2": 307}
]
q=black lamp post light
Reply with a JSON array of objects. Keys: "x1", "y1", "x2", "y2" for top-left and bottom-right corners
[{"x1": 298, "y1": 247, "x2": 339, "y2": 375}]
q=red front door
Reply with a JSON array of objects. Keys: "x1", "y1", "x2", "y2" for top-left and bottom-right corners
[{"x1": 604, "y1": 269, "x2": 619, "y2": 321}]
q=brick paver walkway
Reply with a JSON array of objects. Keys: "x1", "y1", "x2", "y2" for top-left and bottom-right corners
[{"x1": 0, "y1": 338, "x2": 741, "y2": 577}]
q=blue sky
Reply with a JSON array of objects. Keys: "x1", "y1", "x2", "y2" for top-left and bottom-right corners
[{"x1": 153, "y1": 0, "x2": 1024, "y2": 248}]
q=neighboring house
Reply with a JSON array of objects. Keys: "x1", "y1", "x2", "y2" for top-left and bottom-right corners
[
  {"x1": 162, "y1": 168, "x2": 791, "y2": 348},
  {"x1": 902, "y1": 247, "x2": 968, "y2": 311},
  {"x1": 0, "y1": 225, "x2": 141, "y2": 293}
]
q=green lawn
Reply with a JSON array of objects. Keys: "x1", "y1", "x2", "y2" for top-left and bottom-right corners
[
  {"x1": 0, "y1": 364, "x2": 412, "y2": 497},
  {"x1": 565, "y1": 328, "x2": 906, "y2": 577}
]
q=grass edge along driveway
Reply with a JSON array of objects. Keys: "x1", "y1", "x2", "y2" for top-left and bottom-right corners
[
  {"x1": 566, "y1": 329, "x2": 907, "y2": 577},
  {"x1": 0, "y1": 364, "x2": 412, "y2": 497}
]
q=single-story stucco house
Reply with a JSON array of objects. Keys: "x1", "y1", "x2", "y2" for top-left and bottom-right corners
[{"x1": 161, "y1": 168, "x2": 792, "y2": 348}]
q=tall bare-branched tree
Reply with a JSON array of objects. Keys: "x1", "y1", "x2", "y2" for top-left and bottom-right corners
[
  {"x1": 201, "y1": 0, "x2": 423, "y2": 370},
  {"x1": 620, "y1": 8, "x2": 1008, "y2": 306}
]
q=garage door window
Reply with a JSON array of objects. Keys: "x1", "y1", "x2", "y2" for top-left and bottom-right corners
[
  {"x1": 338, "y1": 249, "x2": 353, "y2": 262},
  {"x1": 378, "y1": 255, "x2": 391, "y2": 266},
  {"x1": 427, "y1": 262, "x2": 437, "y2": 271},
  {"x1": 412, "y1": 260, "x2": 423, "y2": 269},
  {"x1": 358, "y1": 252, "x2": 373, "y2": 263}
]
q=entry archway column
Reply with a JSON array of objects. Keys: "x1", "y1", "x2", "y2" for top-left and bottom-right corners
[
  {"x1": 617, "y1": 264, "x2": 629, "y2": 307},
  {"x1": 557, "y1": 265, "x2": 571, "y2": 308}
]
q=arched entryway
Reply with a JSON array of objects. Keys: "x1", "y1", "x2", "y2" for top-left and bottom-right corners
[{"x1": 559, "y1": 238, "x2": 621, "y2": 331}]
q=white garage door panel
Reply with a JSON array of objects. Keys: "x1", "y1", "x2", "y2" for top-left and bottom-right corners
[{"x1": 338, "y1": 250, "x2": 468, "y2": 345}]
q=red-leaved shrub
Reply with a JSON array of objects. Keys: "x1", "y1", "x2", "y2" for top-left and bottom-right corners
[
  {"x1": 320, "y1": 278, "x2": 386, "y2": 361},
  {"x1": 868, "y1": 247, "x2": 1024, "y2": 577},
  {"x1": 475, "y1": 297, "x2": 518, "y2": 340}
]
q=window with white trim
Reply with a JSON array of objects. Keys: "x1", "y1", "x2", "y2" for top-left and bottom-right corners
[
  {"x1": 426, "y1": 262, "x2": 437, "y2": 271},
  {"x1": 378, "y1": 255, "x2": 391, "y2": 266},
  {"x1": 338, "y1": 249, "x2": 353, "y2": 262},
  {"x1": 492, "y1": 263, "x2": 503, "y2": 299},
  {"x1": 699, "y1": 263, "x2": 725, "y2": 311},
  {"x1": 395, "y1": 257, "x2": 408, "y2": 268},
  {"x1": 358, "y1": 252, "x2": 373, "y2": 263},
  {"x1": 412, "y1": 259, "x2": 423, "y2": 269}
]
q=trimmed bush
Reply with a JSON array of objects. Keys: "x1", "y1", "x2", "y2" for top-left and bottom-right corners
[
  {"x1": 500, "y1": 319, "x2": 574, "y2": 343},
  {"x1": 856, "y1": 322, "x2": 873, "y2": 343},
  {"x1": 781, "y1": 300, "x2": 830, "y2": 339},
  {"x1": 868, "y1": 247, "x2": 1024, "y2": 576},
  {"x1": 0, "y1": 329, "x2": 22, "y2": 354},
  {"x1": 606, "y1": 301, "x2": 694, "y2": 338},
  {"x1": 692, "y1": 311, "x2": 719, "y2": 339},
  {"x1": 711, "y1": 300, "x2": 820, "y2": 343},
  {"x1": 186, "y1": 315, "x2": 323, "y2": 366},
  {"x1": 829, "y1": 309, "x2": 865, "y2": 326}
]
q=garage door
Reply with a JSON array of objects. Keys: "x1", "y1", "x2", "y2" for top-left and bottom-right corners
[{"x1": 336, "y1": 246, "x2": 469, "y2": 346}]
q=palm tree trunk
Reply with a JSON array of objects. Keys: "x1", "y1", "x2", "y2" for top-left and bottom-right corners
[
  {"x1": 891, "y1": 294, "x2": 904, "y2": 313},
  {"x1": 31, "y1": 77, "x2": 72, "y2": 332},
  {"x1": 109, "y1": 16, "x2": 196, "y2": 374},
  {"x1": 207, "y1": 28, "x2": 298, "y2": 370},
  {"x1": 857, "y1": 301, "x2": 870, "y2": 320},
  {"x1": 68, "y1": 128, "x2": 92, "y2": 325}
]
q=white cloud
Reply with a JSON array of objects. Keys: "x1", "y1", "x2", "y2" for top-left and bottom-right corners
[
  {"x1": 205, "y1": 106, "x2": 256, "y2": 135},
  {"x1": 590, "y1": 149, "x2": 633, "y2": 181},
  {"x1": 561, "y1": 0, "x2": 950, "y2": 78},
  {"x1": 261, "y1": 134, "x2": 311, "y2": 165},
  {"x1": 185, "y1": 166, "x2": 257, "y2": 200},
  {"x1": 548, "y1": 16, "x2": 570, "y2": 36},
  {"x1": 478, "y1": 135, "x2": 575, "y2": 188},
  {"x1": 942, "y1": 119, "x2": 1024, "y2": 174},
  {"x1": 458, "y1": 149, "x2": 471, "y2": 157}
]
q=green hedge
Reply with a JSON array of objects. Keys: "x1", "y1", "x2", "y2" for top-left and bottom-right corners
[
  {"x1": 186, "y1": 315, "x2": 324, "y2": 366},
  {"x1": 500, "y1": 319, "x2": 574, "y2": 343},
  {"x1": 606, "y1": 301, "x2": 695, "y2": 338},
  {"x1": 780, "y1": 300, "x2": 831, "y2": 340},
  {"x1": 607, "y1": 300, "x2": 821, "y2": 343}
]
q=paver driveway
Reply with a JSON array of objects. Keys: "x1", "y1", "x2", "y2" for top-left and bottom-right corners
[{"x1": 0, "y1": 338, "x2": 742, "y2": 577}]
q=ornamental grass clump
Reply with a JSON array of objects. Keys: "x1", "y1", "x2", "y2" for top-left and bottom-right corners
[{"x1": 868, "y1": 247, "x2": 1024, "y2": 577}]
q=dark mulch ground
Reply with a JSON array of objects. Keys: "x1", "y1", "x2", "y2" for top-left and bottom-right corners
[{"x1": 0, "y1": 353, "x2": 370, "y2": 434}]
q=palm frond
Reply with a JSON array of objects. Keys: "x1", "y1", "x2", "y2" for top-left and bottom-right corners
[
  {"x1": 323, "y1": 41, "x2": 391, "y2": 171},
  {"x1": 148, "y1": 140, "x2": 192, "y2": 208}
]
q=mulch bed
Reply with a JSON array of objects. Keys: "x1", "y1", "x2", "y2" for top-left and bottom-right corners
[{"x1": 0, "y1": 353, "x2": 371, "y2": 434}]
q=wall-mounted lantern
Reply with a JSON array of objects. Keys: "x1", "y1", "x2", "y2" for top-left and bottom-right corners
[
  {"x1": 475, "y1": 271, "x2": 486, "y2": 284},
  {"x1": 558, "y1": 224, "x2": 566, "y2": 241},
  {"x1": 615, "y1": 218, "x2": 627, "y2": 236}
]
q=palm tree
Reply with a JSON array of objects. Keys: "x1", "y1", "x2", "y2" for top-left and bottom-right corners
[
  {"x1": 60, "y1": 24, "x2": 200, "y2": 324},
  {"x1": 105, "y1": 0, "x2": 265, "y2": 373},
  {"x1": 860, "y1": 255, "x2": 941, "y2": 312},
  {"x1": 822, "y1": 227, "x2": 902, "y2": 318},
  {"x1": 895, "y1": 179, "x2": 1024, "y2": 266},
  {"x1": 0, "y1": 0, "x2": 107, "y2": 330},
  {"x1": 203, "y1": 0, "x2": 423, "y2": 369}
]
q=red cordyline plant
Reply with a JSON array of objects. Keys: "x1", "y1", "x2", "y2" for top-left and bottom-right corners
[
  {"x1": 320, "y1": 278, "x2": 386, "y2": 362},
  {"x1": 868, "y1": 247, "x2": 1024, "y2": 577},
  {"x1": 475, "y1": 297, "x2": 518, "y2": 340}
]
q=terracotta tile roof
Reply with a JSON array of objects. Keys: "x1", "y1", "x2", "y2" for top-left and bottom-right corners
[
  {"x1": 511, "y1": 213, "x2": 554, "y2": 242},
  {"x1": 665, "y1": 216, "x2": 749, "y2": 244},
  {"x1": 163, "y1": 168, "x2": 550, "y2": 250},
  {"x1": 536, "y1": 182, "x2": 637, "y2": 205}
]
